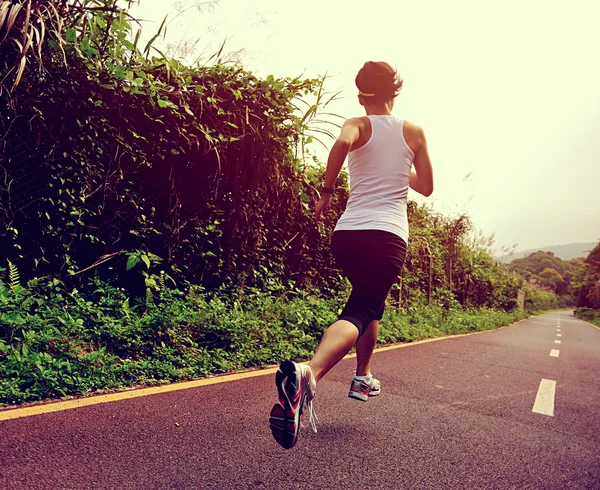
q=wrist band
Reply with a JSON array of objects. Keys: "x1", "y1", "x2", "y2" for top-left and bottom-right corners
[{"x1": 320, "y1": 185, "x2": 333, "y2": 194}]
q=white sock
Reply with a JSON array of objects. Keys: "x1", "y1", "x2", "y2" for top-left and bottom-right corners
[{"x1": 354, "y1": 374, "x2": 372, "y2": 381}]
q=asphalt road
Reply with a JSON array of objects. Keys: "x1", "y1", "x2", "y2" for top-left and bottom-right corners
[{"x1": 1, "y1": 311, "x2": 599, "y2": 489}]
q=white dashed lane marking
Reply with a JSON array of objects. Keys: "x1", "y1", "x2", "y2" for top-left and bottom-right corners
[
  {"x1": 533, "y1": 379, "x2": 556, "y2": 416},
  {"x1": 555, "y1": 340, "x2": 561, "y2": 344},
  {"x1": 549, "y1": 349, "x2": 560, "y2": 357}
]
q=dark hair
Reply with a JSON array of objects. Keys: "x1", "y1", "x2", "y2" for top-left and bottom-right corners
[{"x1": 355, "y1": 61, "x2": 403, "y2": 102}]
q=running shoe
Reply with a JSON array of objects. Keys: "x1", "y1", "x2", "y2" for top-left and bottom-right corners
[
  {"x1": 348, "y1": 374, "x2": 381, "y2": 402},
  {"x1": 269, "y1": 360, "x2": 317, "y2": 449}
]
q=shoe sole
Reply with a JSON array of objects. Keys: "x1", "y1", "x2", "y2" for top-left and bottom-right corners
[
  {"x1": 348, "y1": 386, "x2": 381, "y2": 402},
  {"x1": 269, "y1": 361, "x2": 305, "y2": 449},
  {"x1": 348, "y1": 391, "x2": 369, "y2": 402}
]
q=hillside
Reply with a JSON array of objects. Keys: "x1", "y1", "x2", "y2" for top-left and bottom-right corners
[{"x1": 498, "y1": 242, "x2": 596, "y2": 263}]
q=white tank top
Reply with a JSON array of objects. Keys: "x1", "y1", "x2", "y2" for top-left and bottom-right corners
[{"x1": 334, "y1": 115, "x2": 414, "y2": 242}]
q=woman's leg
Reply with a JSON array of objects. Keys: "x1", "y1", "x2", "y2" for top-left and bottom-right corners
[
  {"x1": 355, "y1": 319, "x2": 379, "y2": 376},
  {"x1": 309, "y1": 231, "x2": 406, "y2": 383},
  {"x1": 308, "y1": 320, "x2": 358, "y2": 382}
]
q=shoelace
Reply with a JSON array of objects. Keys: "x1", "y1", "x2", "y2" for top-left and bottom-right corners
[{"x1": 300, "y1": 395, "x2": 318, "y2": 433}]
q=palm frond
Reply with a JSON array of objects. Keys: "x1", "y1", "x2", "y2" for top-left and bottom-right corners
[
  {"x1": 308, "y1": 134, "x2": 329, "y2": 151},
  {"x1": 0, "y1": 2, "x2": 23, "y2": 45},
  {"x1": 0, "y1": 0, "x2": 71, "y2": 94},
  {"x1": 308, "y1": 127, "x2": 336, "y2": 139},
  {"x1": 143, "y1": 13, "x2": 167, "y2": 58}
]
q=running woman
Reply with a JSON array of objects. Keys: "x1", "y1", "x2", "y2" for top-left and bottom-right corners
[{"x1": 269, "y1": 61, "x2": 434, "y2": 449}]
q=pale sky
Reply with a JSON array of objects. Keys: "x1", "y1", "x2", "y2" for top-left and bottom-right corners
[{"x1": 130, "y1": 0, "x2": 600, "y2": 253}]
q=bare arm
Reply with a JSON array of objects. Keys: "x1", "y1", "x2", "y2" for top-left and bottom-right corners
[
  {"x1": 409, "y1": 126, "x2": 434, "y2": 197},
  {"x1": 322, "y1": 118, "x2": 360, "y2": 187},
  {"x1": 316, "y1": 119, "x2": 360, "y2": 220}
]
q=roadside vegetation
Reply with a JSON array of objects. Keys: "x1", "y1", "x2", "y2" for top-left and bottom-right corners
[
  {"x1": 507, "y1": 242, "x2": 600, "y2": 321},
  {"x1": 508, "y1": 250, "x2": 583, "y2": 308},
  {"x1": 571, "y1": 242, "x2": 600, "y2": 326},
  {"x1": 574, "y1": 308, "x2": 600, "y2": 327},
  {"x1": 0, "y1": 277, "x2": 527, "y2": 405},
  {"x1": 0, "y1": 1, "x2": 592, "y2": 406}
]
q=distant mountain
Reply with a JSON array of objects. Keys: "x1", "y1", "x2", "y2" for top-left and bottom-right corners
[{"x1": 498, "y1": 242, "x2": 596, "y2": 263}]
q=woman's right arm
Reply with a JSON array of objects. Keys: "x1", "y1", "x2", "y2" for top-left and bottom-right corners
[
  {"x1": 409, "y1": 125, "x2": 434, "y2": 197},
  {"x1": 315, "y1": 119, "x2": 360, "y2": 221}
]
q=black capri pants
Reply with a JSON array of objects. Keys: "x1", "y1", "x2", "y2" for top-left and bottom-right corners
[{"x1": 332, "y1": 229, "x2": 407, "y2": 337}]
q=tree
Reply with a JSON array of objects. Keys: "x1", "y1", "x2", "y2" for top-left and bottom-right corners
[
  {"x1": 537, "y1": 268, "x2": 564, "y2": 292},
  {"x1": 572, "y1": 241, "x2": 600, "y2": 308},
  {"x1": 509, "y1": 250, "x2": 583, "y2": 301}
]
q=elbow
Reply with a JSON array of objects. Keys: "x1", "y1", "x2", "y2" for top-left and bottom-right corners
[
  {"x1": 419, "y1": 182, "x2": 433, "y2": 197},
  {"x1": 424, "y1": 178, "x2": 434, "y2": 197}
]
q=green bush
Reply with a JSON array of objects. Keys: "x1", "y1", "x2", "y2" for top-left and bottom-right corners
[
  {"x1": 574, "y1": 307, "x2": 600, "y2": 326},
  {"x1": 379, "y1": 305, "x2": 526, "y2": 343},
  {"x1": 1, "y1": 1, "x2": 347, "y2": 295},
  {"x1": 0, "y1": 276, "x2": 526, "y2": 406},
  {"x1": 522, "y1": 283, "x2": 558, "y2": 312}
]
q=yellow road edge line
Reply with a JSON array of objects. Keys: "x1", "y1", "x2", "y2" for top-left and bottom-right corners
[
  {"x1": 0, "y1": 317, "x2": 529, "y2": 422},
  {"x1": 0, "y1": 368, "x2": 278, "y2": 422}
]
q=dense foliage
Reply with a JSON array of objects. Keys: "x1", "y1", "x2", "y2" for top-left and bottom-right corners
[
  {"x1": 508, "y1": 251, "x2": 581, "y2": 295},
  {"x1": 399, "y1": 207, "x2": 522, "y2": 311},
  {"x1": 1, "y1": 1, "x2": 349, "y2": 299},
  {"x1": 507, "y1": 243, "x2": 600, "y2": 310},
  {"x1": 571, "y1": 242, "x2": 600, "y2": 309}
]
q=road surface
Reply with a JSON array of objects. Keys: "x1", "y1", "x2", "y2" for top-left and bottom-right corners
[{"x1": 1, "y1": 311, "x2": 599, "y2": 489}]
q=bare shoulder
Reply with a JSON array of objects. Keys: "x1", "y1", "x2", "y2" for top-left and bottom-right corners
[
  {"x1": 402, "y1": 119, "x2": 426, "y2": 154},
  {"x1": 343, "y1": 116, "x2": 368, "y2": 128},
  {"x1": 402, "y1": 119, "x2": 425, "y2": 139},
  {"x1": 343, "y1": 116, "x2": 371, "y2": 150}
]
